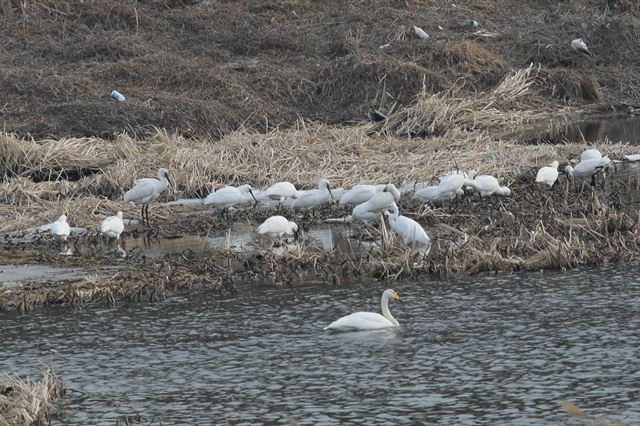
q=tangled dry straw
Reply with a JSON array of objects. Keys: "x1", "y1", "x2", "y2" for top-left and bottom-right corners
[{"x1": 0, "y1": 367, "x2": 64, "y2": 426}]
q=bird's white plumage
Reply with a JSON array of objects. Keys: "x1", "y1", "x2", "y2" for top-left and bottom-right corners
[
  {"x1": 291, "y1": 178, "x2": 333, "y2": 211},
  {"x1": 204, "y1": 184, "x2": 256, "y2": 209},
  {"x1": 415, "y1": 185, "x2": 464, "y2": 203},
  {"x1": 535, "y1": 160, "x2": 560, "y2": 187},
  {"x1": 50, "y1": 215, "x2": 70, "y2": 241},
  {"x1": 339, "y1": 184, "x2": 385, "y2": 206},
  {"x1": 257, "y1": 215, "x2": 298, "y2": 238},
  {"x1": 571, "y1": 38, "x2": 592, "y2": 56},
  {"x1": 568, "y1": 156, "x2": 611, "y2": 178},
  {"x1": 624, "y1": 154, "x2": 640, "y2": 162},
  {"x1": 265, "y1": 182, "x2": 300, "y2": 202},
  {"x1": 414, "y1": 26, "x2": 429, "y2": 39},
  {"x1": 101, "y1": 211, "x2": 124, "y2": 239},
  {"x1": 465, "y1": 175, "x2": 511, "y2": 197},
  {"x1": 324, "y1": 289, "x2": 400, "y2": 332},
  {"x1": 349, "y1": 184, "x2": 400, "y2": 222},
  {"x1": 124, "y1": 168, "x2": 174, "y2": 205},
  {"x1": 388, "y1": 203, "x2": 431, "y2": 255},
  {"x1": 581, "y1": 149, "x2": 602, "y2": 162}
]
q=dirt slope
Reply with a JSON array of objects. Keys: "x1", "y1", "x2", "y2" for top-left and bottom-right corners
[{"x1": 1, "y1": 0, "x2": 639, "y2": 139}]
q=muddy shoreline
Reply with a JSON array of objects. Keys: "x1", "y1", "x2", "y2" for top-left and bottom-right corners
[{"x1": 3, "y1": 161, "x2": 640, "y2": 312}]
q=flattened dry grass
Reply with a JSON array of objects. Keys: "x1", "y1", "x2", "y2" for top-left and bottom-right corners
[{"x1": 0, "y1": 367, "x2": 64, "y2": 426}]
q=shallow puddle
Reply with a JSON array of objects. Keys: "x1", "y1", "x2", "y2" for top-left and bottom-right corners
[{"x1": 0, "y1": 264, "x2": 88, "y2": 285}]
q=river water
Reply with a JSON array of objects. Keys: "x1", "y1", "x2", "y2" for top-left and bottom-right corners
[{"x1": 1, "y1": 264, "x2": 639, "y2": 425}]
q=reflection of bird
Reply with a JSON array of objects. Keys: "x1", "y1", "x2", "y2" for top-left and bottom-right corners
[
  {"x1": 387, "y1": 203, "x2": 431, "y2": 255},
  {"x1": 292, "y1": 179, "x2": 334, "y2": 212},
  {"x1": 571, "y1": 38, "x2": 592, "y2": 56},
  {"x1": 257, "y1": 215, "x2": 298, "y2": 239},
  {"x1": 535, "y1": 160, "x2": 560, "y2": 187},
  {"x1": 340, "y1": 184, "x2": 385, "y2": 207},
  {"x1": 265, "y1": 182, "x2": 300, "y2": 203},
  {"x1": 324, "y1": 289, "x2": 401, "y2": 331},
  {"x1": 414, "y1": 26, "x2": 429, "y2": 39},
  {"x1": 124, "y1": 168, "x2": 175, "y2": 226},
  {"x1": 51, "y1": 214, "x2": 71, "y2": 255}
]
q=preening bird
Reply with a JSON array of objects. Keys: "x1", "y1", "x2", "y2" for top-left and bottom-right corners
[
  {"x1": 124, "y1": 168, "x2": 175, "y2": 227},
  {"x1": 349, "y1": 184, "x2": 401, "y2": 222},
  {"x1": 387, "y1": 203, "x2": 431, "y2": 255},
  {"x1": 535, "y1": 160, "x2": 560, "y2": 187},
  {"x1": 324, "y1": 289, "x2": 401, "y2": 332},
  {"x1": 101, "y1": 211, "x2": 124, "y2": 240},
  {"x1": 414, "y1": 26, "x2": 429, "y2": 39},
  {"x1": 571, "y1": 38, "x2": 592, "y2": 56},
  {"x1": 565, "y1": 156, "x2": 611, "y2": 187},
  {"x1": 257, "y1": 215, "x2": 299, "y2": 239}
]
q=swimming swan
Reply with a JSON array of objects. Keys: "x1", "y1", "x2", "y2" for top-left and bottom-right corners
[{"x1": 324, "y1": 289, "x2": 401, "y2": 331}]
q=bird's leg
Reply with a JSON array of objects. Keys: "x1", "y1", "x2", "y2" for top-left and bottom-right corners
[{"x1": 140, "y1": 205, "x2": 146, "y2": 227}]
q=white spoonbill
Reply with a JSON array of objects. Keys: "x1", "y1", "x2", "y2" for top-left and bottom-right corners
[
  {"x1": 387, "y1": 203, "x2": 431, "y2": 255},
  {"x1": 535, "y1": 160, "x2": 560, "y2": 187},
  {"x1": 415, "y1": 185, "x2": 464, "y2": 203},
  {"x1": 204, "y1": 184, "x2": 258, "y2": 211},
  {"x1": 291, "y1": 178, "x2": 334, "y2": 212},
  {"x1": 50, "y1": 214, "x2": 71, "y2": 254},
  {"x1": 324, "y1": 289, "x2": 401, "y2": 332},
  {"x1": 257, "y1": 215, "x2": 299, "y2": 239},
  {"x1": 265, "y1": 182, "x2": 300, "y2": 203},
  {"x1": 565, "y1": 156, "x2": 611, "y2": 186},
  {"x1": 571, "y1": 38, "x2": 592, "y2": 56},
  {"x1": 350, "y1": 184, "x2": 401, "y2": 221},
  {"x1": 339, "y1": 184, "x2": 385, "y2": 207},
  {"x1": 101, "y1": 211, "x2": 124, "y2": 240},
  {"x1": 124, "y1": 168, "x2": 175, "y2": 226},
  {"x1": 465, "y1": 175, "x2": 511, "y2": 197}
]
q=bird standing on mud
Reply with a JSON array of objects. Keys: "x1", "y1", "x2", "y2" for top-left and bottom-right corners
[
  {"x1": 535, "y1": 160, "x2": 560, "y2": 188},
  {"x1": 265, "y1": 182, "x2": 300, "y2": 204},
  {"x1": 101, "y1": 211, "x2": 125, "y2": 254},
  {"x1": 50, "y1": 214, "x2": 71, "y2": 255},
  {"x1": 571, "y1": 38, "x2": 592, "y2": 56},
  {"x1": 124, "y1": 168, "x2": 176, "y2": 227}
]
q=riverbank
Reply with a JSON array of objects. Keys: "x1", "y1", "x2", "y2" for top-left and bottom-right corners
[{"x1": 0, "y1": 367, "x2": 64, "y2": 426}]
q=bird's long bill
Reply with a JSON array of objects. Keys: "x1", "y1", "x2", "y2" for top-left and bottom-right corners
[
  {"x1": 249, "y1": 189, "x2": 258, "y2": 205},
  {"x1": 327, "y1": 184, "x2": 335, "y2": 202},
  {"x1": 167, "y1": 175, "x2": 177, "y2": 194}
]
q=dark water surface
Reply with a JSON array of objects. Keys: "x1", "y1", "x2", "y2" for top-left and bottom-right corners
[{"x1": 1, "y1": 264, "x2": 639, "y2": 425}]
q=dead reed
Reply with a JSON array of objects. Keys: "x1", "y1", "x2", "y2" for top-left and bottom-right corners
[{"x1": 0, "y1": 367, "x2": 64, "y2": 426}]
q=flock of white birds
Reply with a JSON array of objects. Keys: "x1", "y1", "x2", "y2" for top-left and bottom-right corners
[{"x1": 42, "y1": 147, "x2": 631, "y2": 269}]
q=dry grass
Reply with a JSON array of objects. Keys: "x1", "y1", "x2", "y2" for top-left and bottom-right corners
[{"x1": 0, "y1": 367, "x2": 64, "y2": 426}]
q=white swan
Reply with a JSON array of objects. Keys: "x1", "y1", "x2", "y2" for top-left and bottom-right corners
[
  {"x1": 535, "y1": 160, "x2": 560, "y2": 187},
  {"x1": 324, "y1": 289, "x2": 401, "y2": 332},
  {"x1": 124, "y1": 168, "x2": 175, "y2": 226}
]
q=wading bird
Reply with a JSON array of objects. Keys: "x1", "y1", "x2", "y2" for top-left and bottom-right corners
[
  {"x1": 101, "y1": 211, "x2": 125, "y2": 253},
  {"x1": 339, "y1": 184, "x2": 386, "y2": 207},
  {"x1": 387, "y1": 203, "x2": 431, "y2": 256},
  {"x1": 265, "y1": 182, "x2": 300, "y2": 203},
  {"x1": 465, "y1": 175, "x2": 511, "y2": 198},
  {"x1": 350, "y1": 184, "x2": 401, "y2": 219},
  {"x1": 324, "y1": 289, "x2": 401, "y2": 332},
  {"x1": 204, "y1": 185, "x2": 258, "y2": 216},
  {"x1": 124, "y1": 168, "x2": 175, "y2": 227},
  {"x1": 535, "y1": 160, "x2": 560, "y2": 188},
  {"x1": 291, "y1": 178, "x2": 334, "y2": 212},
  {"x1": 565, "y1": 156, "x2": 611, "y2": 188},
  {"x1": 571, "y1": 38, "x2": 592, "y2": 56},
  {"x1": 257, "y1": 215, "x2": 299, "y2": 239},
  {"x1": 50, "y1": 214, "x2": 71, "y2": 255}
]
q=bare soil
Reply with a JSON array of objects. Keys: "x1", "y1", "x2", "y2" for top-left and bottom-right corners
[{"x1": 1, "y1": 0, "x2": 639, "y2": 139}]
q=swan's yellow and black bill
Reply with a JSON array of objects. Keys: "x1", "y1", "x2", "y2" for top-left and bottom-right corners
[{"x1": 393, "y1": 290, "x2": 401, "y2": 301}]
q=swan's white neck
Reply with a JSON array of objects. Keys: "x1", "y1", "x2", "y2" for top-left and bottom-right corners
[{"x1": 381, "y1": 293, "x2": 399, "y2": 326}]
